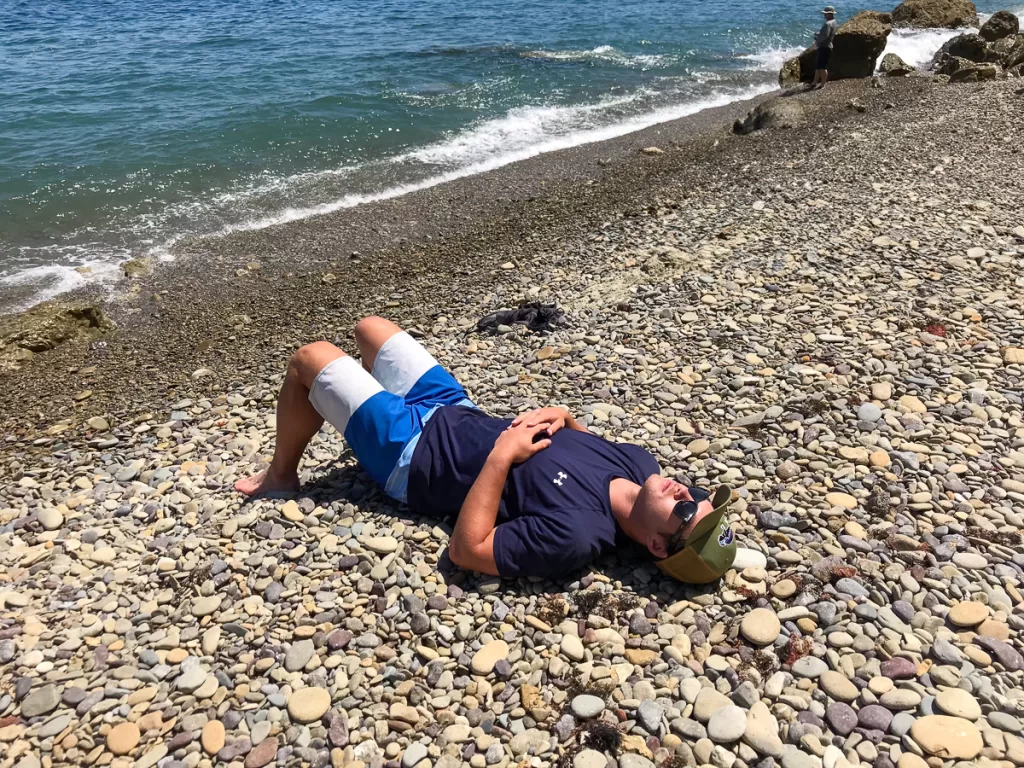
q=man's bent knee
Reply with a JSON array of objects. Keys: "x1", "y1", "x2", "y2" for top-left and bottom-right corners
[
  {"x1": 354, "y1": 316, "x2": 404, "y2": 370},
  {"x1": 291, "y1": 342, "x2": 346, "y2": 388}
]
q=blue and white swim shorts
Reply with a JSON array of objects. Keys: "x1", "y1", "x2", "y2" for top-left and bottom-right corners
[{"x1": 307, "y1": 331, "x2": 474, "y2": 503}]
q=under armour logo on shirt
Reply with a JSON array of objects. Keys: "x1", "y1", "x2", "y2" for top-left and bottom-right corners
[{"x1": 553, "y1": 471, "x2": 568, "y2": 486}]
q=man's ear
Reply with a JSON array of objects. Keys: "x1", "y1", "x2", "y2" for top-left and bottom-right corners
[{"x1": 648, "y1": 535, "x2": 669, "y2": 560}]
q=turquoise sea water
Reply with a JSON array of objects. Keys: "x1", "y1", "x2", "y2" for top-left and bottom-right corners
[{"x1": 0, "y1": 0, "x2": 1009, "y2": 310}]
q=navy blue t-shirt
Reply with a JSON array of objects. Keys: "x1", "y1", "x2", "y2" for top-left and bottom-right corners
[{"x1": 407, "y1": 406, "x2": 660, "y2": 578}]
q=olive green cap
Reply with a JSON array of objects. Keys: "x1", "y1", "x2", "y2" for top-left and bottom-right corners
[{"x1": 655, "y1": 485, "x2": 736, "y2": 583}]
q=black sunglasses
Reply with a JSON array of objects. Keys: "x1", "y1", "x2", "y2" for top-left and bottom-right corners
[{"x1": 667, "y1": 486, "x2": 711, "y2": 554}]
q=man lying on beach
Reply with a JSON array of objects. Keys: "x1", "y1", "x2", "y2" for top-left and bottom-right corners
[{"x1": 236, "y1": 316, "x2": 736, "y2": 582}]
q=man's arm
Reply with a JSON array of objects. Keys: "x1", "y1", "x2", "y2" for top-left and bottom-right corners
[
  {"x1": 813, "y1": 22, "x2": 828, "y2": 47},
  {"x1": 448, "y1": 422, "x2": 551, "y2": 574}
]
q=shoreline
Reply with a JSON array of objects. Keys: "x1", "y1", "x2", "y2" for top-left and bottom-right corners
[{"x1": 1, "y1": 78, "x2": 913, "y2": 426}]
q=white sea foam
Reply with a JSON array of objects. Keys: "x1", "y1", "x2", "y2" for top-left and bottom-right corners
[
  {"x1": 739, "y1": 46, "x2": 804, "y2": 72},
  {"x1": 221, "y1": 83, "x2": 775, "y2": 236},
  {"x1": 0, "y1": 260, "x2": 122, "y2": 312},
  {"x1": 880, "y1": 26, "x2": 978, "y2": 68},
  {"x1": 519, "y1": 45, "x2": 676, "y2": 68},
  {"x1": 978, "y1": 7, "x2": 1024, "y2": 24}
]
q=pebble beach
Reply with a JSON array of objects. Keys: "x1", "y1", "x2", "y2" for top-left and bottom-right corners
[{"x1": 3, "y1": 74, "x2": 1024, "y2": 768}]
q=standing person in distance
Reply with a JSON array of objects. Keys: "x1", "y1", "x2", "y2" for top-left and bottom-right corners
[{"x1": 812, "y1": 6, "x2": 839, "y2": 89}]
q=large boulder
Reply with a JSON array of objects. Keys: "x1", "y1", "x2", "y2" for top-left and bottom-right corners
[
  {"x1": 733, "y1": 98, "x2": 805, "y2": 135},
  {"x1": 931, "y1": 33, "x2": 988, "y2": 69},
  {"x1": 986, "y1": 33, "x2": 1024, "y2": 66},
  {"x1": 1005, "y1": 34, "x2": 1024, "y2": 67},
  {"x1": 937, "y1": 54, "x2": 976, "y2": 74},
  {"x1": 950, "y1": 61, "x2": 1000, "y2": 80},
  {"x1": 891, "y1": 0, "x2": 978, "y2": 28},
  {"x1": 936, "y1": 54, "x2": 999, "y2": 81},
  {"x1": 879, "y1": 52, "x2": 916, "y2": 74},
  {"x1": 945, "y1": 32, "x2": 988, "y2": 59},
  {"x1": 980, "y1": 10, "x2": 1020, "y2": 41},
  {"x1": 779, "y1": 11, "x2": 892, "y2": 85}
]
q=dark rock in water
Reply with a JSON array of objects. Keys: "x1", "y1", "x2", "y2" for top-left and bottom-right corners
[
  {"x1": 879, "y1": 53, "x2": 915, "y2": 75},
  {"x1": 931, "y1": 33, "x2": 987, "y2": 69},
  {"x1": 980, "y1": 9, "x2": 1019, "y2": 41},
  {"x1": 779, "y1": 58, "x2": 803, "y2": 87},
  {"x1": 778, "y1": 11, "x2": 891, "y2": 85},
  {"x1": 733, "y1": 99, "x2": 804, "y2": 135},
  {"x1": 122, "y1": 258, "x2": 151, "y2": 277},
  {"x1": 891, "y1": 0, "x2": 978, "y2": 29}
]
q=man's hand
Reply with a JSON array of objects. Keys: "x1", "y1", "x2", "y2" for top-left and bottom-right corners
[
  {"x1": 493, "y1": 422, "x2": 552, "y2": 464},
  {"x1": 511, "y1": 406, "x2": 588, "y2": 435}
]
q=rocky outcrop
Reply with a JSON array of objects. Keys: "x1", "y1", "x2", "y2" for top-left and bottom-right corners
[
  {"x1": 891, "y1": 0, "x2": 978, "y2": 28},
  {"x1": 980, "y1": 10, "x2": 1020, "y2": 41},
  {"x1": 950, "y1": 61, "x2": 1000, "y2": 80},
  {"x1": 879, "y1": 52, "x2": 916, "y2": 74},
  {"x1": 931, "y1": 25, "x2": 1024, "y2": 76},
  {"x1": 932, "y1": 32, "x2": 988, "y2": 68},
  {"x1": 937, "y1": 54, "x2": 1000, "y2": 81},
  {"x1": 987, "y1": 32, "x2": 1024, "y2": 63},
  {"x1": 992, "y1": 33, "x2": 1024, "y2": 68},
  {"x1": 779, "y1": 11, "x2": 892, "y2": 85},
  {"x1": 779, "y1": 58, "x2": 802, "y2": 86},
  {"x1": 0, "y1": 302, "x2": 114, "y2": 370},
  {"x1": 733, "y1": 98, "x2": 805, "y2": 135}
]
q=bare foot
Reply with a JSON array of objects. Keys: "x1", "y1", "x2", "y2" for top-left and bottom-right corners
[{"x1": 234, "y1": 468, "x2": 300, "y2": 497}]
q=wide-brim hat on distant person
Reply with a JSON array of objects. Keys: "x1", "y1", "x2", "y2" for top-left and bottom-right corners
[
  {"x1": 822, "y1": 5, "x2": 837, "y2": 13},
  {"x1": 655, "y1": 485, "x2": 737, "y2": 584}
]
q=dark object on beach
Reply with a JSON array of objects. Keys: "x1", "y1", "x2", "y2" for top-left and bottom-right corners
[
  {"x1": 779, "y1": 11, "x2": 892, "y2": 85},
  {"x1": 891, "y1": 0, "x2": 978, "y2": 29},
  {"x1": 476, "y1": 302, "x2": 568, "y2": 335},
  {"x1": 980, "y1": 10, "x2": 1019, "y2": 40},
  {"x1": 733, "y1": 98, "x2": 805, "y2": 135}
]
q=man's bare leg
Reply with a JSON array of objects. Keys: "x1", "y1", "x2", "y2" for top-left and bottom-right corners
[
  {"x1": 235, "y1": 342, "x2": 346, "y2": 496},
  {"x1": 353, "y1": 315, "x2": 404, "y2": 372}
]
